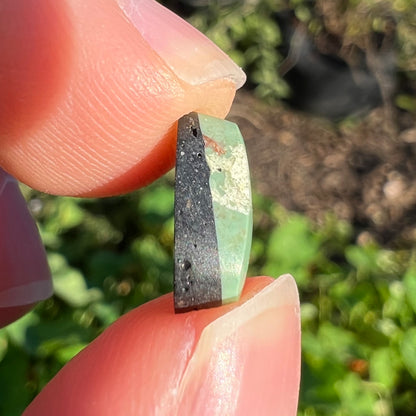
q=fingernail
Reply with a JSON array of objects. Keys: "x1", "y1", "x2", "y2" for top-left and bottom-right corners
[
  {"x1": 116, "y1": 0, "x2": 246, "y2": 88},
  {"x1": 178, "y1": 275, "x2": 301, "y2": 415},
  {"x1": 0, "y1": 169, "x2": 52, "y2": 310}
]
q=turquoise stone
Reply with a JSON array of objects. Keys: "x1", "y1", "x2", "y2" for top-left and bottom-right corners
[
  {"x1": 174, "y1": 112, "x2": 252, "y2": 311},
  {"x1": 198, "y1": 114, "x2": 253, "y2": 304}
]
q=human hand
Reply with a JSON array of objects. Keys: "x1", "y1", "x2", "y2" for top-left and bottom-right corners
[{"x1": 1, "y1": 0, "x2": 301, "y2": 414}]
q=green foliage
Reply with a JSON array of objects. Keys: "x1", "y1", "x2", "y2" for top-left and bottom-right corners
[
  {"x1": 247, "y1": 194, "x2": 416, "y2": 415},
  {"x1": 401, "y1": 328, "x2": 416, "y2": 379},
  {"x1": 263, "y1": 212, "x2": 322, "y2": 286},
  {"x1": 187, "y1": 0, "x2": 290, "y2": 102},
  {"x1": 185, "y1": 0, "x2": 415, "y2": 111}
]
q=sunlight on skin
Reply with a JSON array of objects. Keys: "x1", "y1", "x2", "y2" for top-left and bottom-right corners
[
  {"x1": 23, "y1": 276, "x2": 301, "y2": 416},
  {"x1": 0, "y1": 0, "x2": 243, "y2": 196}
]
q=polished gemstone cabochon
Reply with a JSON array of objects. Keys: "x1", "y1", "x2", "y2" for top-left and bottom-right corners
[{"x1": 174, "y1": 112, "x2": 252, "y2": 312}]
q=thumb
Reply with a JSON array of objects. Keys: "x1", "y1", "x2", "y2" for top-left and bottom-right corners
[
  {"x1": 23, "y1": 275, "x2": 301, "y2": 416},
  {"x1": 0, "y1": 0, "x2": 245, "y2": 197}
]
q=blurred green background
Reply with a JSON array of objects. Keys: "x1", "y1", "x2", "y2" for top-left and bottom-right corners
[{"x1": 1, "y1": 1, "x2": 416, "y2": 415}]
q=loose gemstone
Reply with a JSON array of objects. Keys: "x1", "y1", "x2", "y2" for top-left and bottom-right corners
[{"x1": 174, "y1": 112, "x2": 252, "y2": 312}]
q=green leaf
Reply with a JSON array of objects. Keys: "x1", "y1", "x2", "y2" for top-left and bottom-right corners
[
  {"x1": 91, "y1": 302, "x2": 120, "y2": 327},
  {"x1": 369, "y1": 347, "x2": 400, "y2": 389},
  {"x1": 317, "y1": 323, "x2": 357, "y2": 361},
  {"x1": 264, "y1": 214, "x2": 321, "y2": 286},
  {"x1": 335, "y1": 373, "x2": 378, "y2": 416},
  {"x1": 404, "y1": 264, "x2": 416, "y2": 315},
  {"x1": 301, "y1": 302, "x2": 318, "y2": 324},
  {"x1": 6, "y1": 312, "x2": 93, "y2": 358},
  {"x1": 345, "y1": 244, "x2": 379, "y2": 278},
  {"x1": 54, "y1": 343, "x2": 87, "y2": 364},
  {"x1": 132, "y1": 235, "x2": 171, "y2": 272},
  {"x1": 45, "y1": 197, "x2": 85, "y2": 233},
  {"x1": 50, "y1": 253, "x2": 102, "y2": 307},
  {"x1": 401, "y1": 327, "x2": 416, "y2": 379},
  {"x1": 4, "y1": 311, "x2": 39, "y2": 350},
  {"x1": 138, "y1": 184, "x2": 174, "y2": 221}
]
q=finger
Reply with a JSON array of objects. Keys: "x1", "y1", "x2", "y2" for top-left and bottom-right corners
[
  {"x1": 0, "y1": 169, "x2": 52, "y2": 328},
  {"x1": 23, "y1": 275, "x2": 300, "y2": 416},
  {"x1": 0, "y1": 0, "x2": 245, "y2": 197}
]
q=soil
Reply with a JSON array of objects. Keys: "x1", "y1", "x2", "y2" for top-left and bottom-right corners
[{"x1": 229, "y1": 90, "x2": 416, "y2": 247}]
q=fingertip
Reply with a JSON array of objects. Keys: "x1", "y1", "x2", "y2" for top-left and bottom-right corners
[
  {"x1": 179, "y1": 275, "x2": 301, "y2": 415},
  {"x1": 0, "y1": 170, "x2": 52, "y2": 328},
  {"x1": 23, "y1": 276, "x2": 300, "y2": 415},
  {"x1": 0, "y1": 0, "x2": 72, "y2": 138},
  {"x1": 116, "y1": 0, "x2": 246, "y2": 88},
  {"x1": 1, "y1": 0, "x2": 240, "y2": 197}
]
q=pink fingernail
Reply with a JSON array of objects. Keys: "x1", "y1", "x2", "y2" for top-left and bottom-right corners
[
  {"x1": 116, "y1": 0, "x2": 246, "y2": 88},
  {"x1": 0, "y1": 168, "x2": 17, "y2": 195},
  {"x1": 0, "y1": 169, "x2": 52, "y2": 312},
  {"x1": 178, "y1": 274, "x2": 301, "y2": 415}
]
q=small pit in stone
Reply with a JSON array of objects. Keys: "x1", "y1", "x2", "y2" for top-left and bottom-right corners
[{"x1": 183, "y1": 260, "x2": 192, "y2": 271}]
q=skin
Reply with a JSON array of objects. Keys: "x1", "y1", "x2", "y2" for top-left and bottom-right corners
[
  {"x1": 0, "y1": 0, "x2": 301, "y2": 413},
  {"x1": 0, "y1": 0, "x2": 243, "y2": 196},
  {"x1": 23, "y1": 275, "x2": 300, "y2": 415},
  {"x1": 0, "y1": 170, "x2": 52, "y2": 327}
]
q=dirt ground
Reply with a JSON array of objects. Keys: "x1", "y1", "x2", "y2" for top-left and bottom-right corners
[{"x1": 229, "y1": 90, "x2": 416, "y2": 247}]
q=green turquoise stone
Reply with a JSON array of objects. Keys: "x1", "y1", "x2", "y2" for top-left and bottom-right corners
[
  {"x1": 174, "y1": 112, "x2": 252, "y2": 311},
  {"x1": 198, "y1": 114, "x2": 252, "y2": 304}
]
